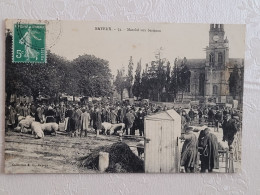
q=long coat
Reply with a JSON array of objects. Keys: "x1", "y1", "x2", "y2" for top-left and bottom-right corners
[
  {"x1": 74, "y1": 109, "x2": 82, "y2": 130},
  {"x1": 125, "y1": 112, "x2": 135, "y2": 129},
  {"x1": 93, "y1": 111, "x2": 102, "y2": 130},
  {"x1": 198, "y1": 130, "x2": 219, "y2": 170},
  {"x1": 180, "y1": 132, "x2": 198, "y2": 168},
  {"x1": 81, "y1": 112, "x2": 90, "y2": 131}
]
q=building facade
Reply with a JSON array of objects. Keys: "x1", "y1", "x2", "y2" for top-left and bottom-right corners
[{"x1": 180, "y1": 24, "x2": 244, "y2": 103}]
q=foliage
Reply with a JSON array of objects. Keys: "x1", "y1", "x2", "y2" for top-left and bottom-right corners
[
  {"x1": 229, "y1": 65, "x2": 242, "y2": 98},
  {"x1": 5, "y1": 30, "x2": 112, "y2": 103},
  {"x1": 132, "y1": 59, "x2": 142, "y2": 98}
]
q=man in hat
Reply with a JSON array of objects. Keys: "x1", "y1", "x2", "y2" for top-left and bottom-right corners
[
  {"x1": 137, "y1": 107, "x2": 146, "y2": 136},
  {"x1": 222, "y1": 114, "x2": 239, "y2": 150},
  {"x1": 180, "y1": 126, "x2": 198, "y2": 173},
  {"x1": 93, "y1": 106, "x2": 102, "y2": 134},
  {"x1": 45, "y1": 106, "x2": 56, "y2": 123},
  {"x1": 124, "y1": 110, "x2": 135, "y2": 135},
  {"x1": 198, "y1": 128, "x2": 219, "y2": 173},
  {"x1": 80, "y1": 108, "x2": 90, "y2": 137}
]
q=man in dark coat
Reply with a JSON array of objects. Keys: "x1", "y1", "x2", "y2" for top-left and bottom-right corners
[
  {"x1": 137, "y1": 108, "x2": 146, "y2": 136},
  {"x1": 222, "y1": 114, "x2": 239, "y2": 150},
  {"x1": 93, "y1": 107, "x2": 102, "y2": 133},
  {"x1": 45, "y1": 106, "x2": 56, "y2": 123},
  {"x1": 198, "y1": 128, "x2": 219, "y2": 173},
  {"x1": 180, "y1": 126, "x2": 198, "y2": 173},
  {"x1": 124, "y1": 110, "x2": 135, "y2": 135},
  {"x1": 188, "y1": 109, "x2": 195, "y2": 124}
]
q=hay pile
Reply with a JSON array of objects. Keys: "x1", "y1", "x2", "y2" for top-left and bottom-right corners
[{"x1": 80, "y1": 142, "x2": 144, "y2": 173}]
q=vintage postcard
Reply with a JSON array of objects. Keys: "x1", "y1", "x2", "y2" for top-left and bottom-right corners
[{"x1": 5, "y1": 19, "x2": 245, "y2": 173}]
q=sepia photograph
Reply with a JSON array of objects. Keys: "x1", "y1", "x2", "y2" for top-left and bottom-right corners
[{"x1": 5, "y1": 19, "x2": 245, "y2": 174}]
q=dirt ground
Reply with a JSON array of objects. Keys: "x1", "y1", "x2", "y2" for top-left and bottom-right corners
[
  {"x1": 5, "y1": 130, "x2": 142, "y2": 174},
  {"x1": 5, "y1": 119, "x2": 241, "y2": 173}
]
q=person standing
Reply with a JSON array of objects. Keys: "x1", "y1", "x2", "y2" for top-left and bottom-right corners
[
  {"x1": 45, "y1": 106, "x2": 56, "y2": 123},
  {"x1": 198, "y1": 108, "x2": 203, "y2": 124},
  {"x1": 80, "y1": 108, "x2": 90, "y2": 137},
  {"x1": 188, "y1": 108, "x2": 195, "y2": 124},
  {"x1": 137, "y1": 108, "x2": 145, "y2": 136},
  {"x1": 180, "y1": 126, "x2": 198, "y2": 173},
  {"x1": 125, "y1": 110, "x2": 135, "y2": 135},
  {"x1": 6, "y1": 104, "x2": 16, "y2": 131},
  {"x1": 74, "y1": 106, "x2": 82, "y2": 132},
  {"x1": 110, "y1": 107, "x2": 117, "y2": 124},
  {"x1": 93, "y1": 107, "x2": 102, "y2": 134},
  {"x1": 198, "y1": 128, "x2": 219, "y2": 173},
  {"x1": 222, "y1": 114, "x2": 239, "y2": 150}
]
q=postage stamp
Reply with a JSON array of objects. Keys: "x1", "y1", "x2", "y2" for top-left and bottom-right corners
[{"x1": 13, "y1": 23, "x2": 46, "y2": 63}]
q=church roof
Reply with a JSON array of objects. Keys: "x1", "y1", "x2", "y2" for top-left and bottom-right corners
[
  {"x1": 176, "y1": 58, "x2": 244, "y2": 70},
  {"x1": 186, "y1": 59, "x2": 206, "y2": 69},
  {"x1": 176, "y1": 59, "x2": 206, "y2": 69}
]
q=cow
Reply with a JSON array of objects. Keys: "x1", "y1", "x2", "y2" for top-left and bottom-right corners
[{"x1": 31, "y1": 122, "x2": 44, "y2": 139}]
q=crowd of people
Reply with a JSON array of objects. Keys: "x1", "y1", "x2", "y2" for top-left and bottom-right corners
[
  {"x1": 6, "y1": 99, "x2": 242, "y2": 173},
  {"x1": 179, "y1": 106, "x2": 242, "y2": 173},
  {"x1": 5, "y1": 100, "x2": 168, "y2": 137}
]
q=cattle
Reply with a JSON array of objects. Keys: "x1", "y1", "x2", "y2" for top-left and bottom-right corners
[
  {"x1": 31, "y1": 122, "x2": 44, "y2": 139},
  {"x1": 41, "y1": 122, "x2": 59, "y2": 135}
]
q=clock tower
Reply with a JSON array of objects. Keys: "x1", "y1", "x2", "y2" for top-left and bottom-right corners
[{"x1": 205, "y1": 24, "x2": 230, "y2": 102}]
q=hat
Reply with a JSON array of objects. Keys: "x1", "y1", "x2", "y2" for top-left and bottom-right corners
[
  {"x1": 185, "y1": 126, "x2": 193, "y2": 132},
  {"x1": 48, "y1": 106, "x2": 53, "y2": 110}
]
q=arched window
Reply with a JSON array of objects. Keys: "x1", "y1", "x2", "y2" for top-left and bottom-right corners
[
  {"x1": 209, "y1": 53, "x2": 214, "y2": 64},
  {"x1": 218, "y1": 52, "x2": 223, "y2": 64},
  {"x1": 213, "y1": 85, "x2": 218, "y2": 95}
]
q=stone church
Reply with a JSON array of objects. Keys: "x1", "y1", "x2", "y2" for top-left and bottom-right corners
[{"x1": 180, "y1": 24, "x2": 244, "y2": 103}]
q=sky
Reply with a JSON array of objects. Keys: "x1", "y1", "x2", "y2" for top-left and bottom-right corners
[{"x1": 6, "y1": 20, "x2": 246, "y2": 76}]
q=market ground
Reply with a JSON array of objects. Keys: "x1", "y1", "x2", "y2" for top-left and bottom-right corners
[{"x1": 4, "y1": 122, "x2": 241, "y2": 173}]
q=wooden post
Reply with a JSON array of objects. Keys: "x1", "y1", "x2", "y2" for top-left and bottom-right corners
[
  {"x1": 225, "y1": 150, "x2": 229, "y2": 173},
  {"x1": 98, "y1": 152, "x2": 109, "y2": 172},
  {"x1": 229, "y1": 152, "x2": 234, "y2": 173}
]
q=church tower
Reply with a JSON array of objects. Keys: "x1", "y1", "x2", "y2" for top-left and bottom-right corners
[{"x1": 205, "y1": 24, "x2": 230, "y2": 102}]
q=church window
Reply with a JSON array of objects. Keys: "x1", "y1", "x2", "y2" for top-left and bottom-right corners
[
  {"x1": 213, "y1": 85, "x2": 218, "y2": 95},
  {"x1": 209, "y1": 53, "x2": 214, "y2": 64},
  {"x1": 218, "y1": 52, "x2": 223, "y2": 63}
]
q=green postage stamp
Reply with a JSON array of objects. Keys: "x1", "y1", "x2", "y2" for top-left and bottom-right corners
[{"x1": 13, "y1": 23, "x2": 46, "y2": 63}]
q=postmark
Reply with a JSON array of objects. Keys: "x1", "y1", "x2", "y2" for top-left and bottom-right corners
[{"x1": 13, "y1": 23, "x2": 46, "y2": 63}]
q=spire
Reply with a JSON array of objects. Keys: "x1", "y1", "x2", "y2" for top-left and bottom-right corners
[{"x1": 210, "y1": 24, "x2": 224, "y2": 31}]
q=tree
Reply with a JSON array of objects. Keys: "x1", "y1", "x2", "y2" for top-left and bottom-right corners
[
  {"x1": 73, "y1": 54, "x2": 112, "y2": 97},
  {"x1": 165, "y1": 61, "x2": 171, "y2": 102},
  {"x1": 177, "y1": 57, "x2": 191, "y2": 102},
  {"x1": 132, "y1": 59, "x2": 142, "y2": 99},
  {"x1": 126, "y1": 56, "x2": 134, "y2": 98},
  {"x1": 229, "y1": 65, "x2": 241, "y2": 99},
  {"x1": 169, "y1": 58, "x2": 179, "y2": 101},
  {"x1": 114, "y1": 69, "x2": 126, "y2": 100},
  {"x1": 5, "y1": 29, "x2": 112, "y2": 104},
  {"x1": 140, "y1": 70, "x2": 149, "y2": 99}
]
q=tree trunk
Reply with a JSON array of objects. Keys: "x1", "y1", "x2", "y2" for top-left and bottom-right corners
[{"x1": 6, "y1": 92, "x2": 11, "y2": 104}]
